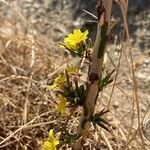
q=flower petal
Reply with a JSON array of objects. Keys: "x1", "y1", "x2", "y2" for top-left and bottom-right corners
[
  {"x1": 56, "y1": 95, "x2": 67, "y2": 116},
  {"x1": 66, "y1": 65, "x2": 79, "y2": 75},
  {"x1": 49, "y1": 130, "x2": 55, "y2": 141},
  {"x1": 63, "y1": 29, "x2": 89, "y2": 52},
  {"x1": 43, "y1": 141, "x2": 53, "y2": 150}
]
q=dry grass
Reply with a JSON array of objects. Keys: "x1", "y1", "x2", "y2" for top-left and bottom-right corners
[{"x1": 0, "y1": 0, "x2": 150, "y2": 149}]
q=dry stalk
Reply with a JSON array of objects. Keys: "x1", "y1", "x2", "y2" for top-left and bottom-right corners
[
  {"x1": 117, "y1": 0, "x2": 146, "y2": 149},
  {"x1": 73, "y1": 0, "x2": 113, "y2": 149},
  {"x1": 0, "y1": 110, "x2": 53, "y2": 146},
  {"x1": 101, "y1": 130, "x2": 113, "y2": 150}
]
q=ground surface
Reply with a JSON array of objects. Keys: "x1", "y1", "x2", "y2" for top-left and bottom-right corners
[{"x1": 0, "y1": 0, "x2": 150, "y2": 149}]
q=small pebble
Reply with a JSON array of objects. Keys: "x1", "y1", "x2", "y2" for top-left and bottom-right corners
[
  {"x1": 111, "y1": 120, "x2": 120, "y2": 129},
  {"x1": 112, "y1": 101, "x2": 119, "y2": 109}
]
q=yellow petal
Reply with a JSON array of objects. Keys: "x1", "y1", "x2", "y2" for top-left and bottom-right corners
[
  {"x1": 49, "y1": 130, "x2": 55, "y2": 141},
  {"x1": 79, "y1": 30, "x2": 89, "y2": 41},
  {"x1": 48, "y1": 130, "x2": 59, "y2": 149},
  {"x1": 53, "y1": 140, "x2": 59, "y2": 146},
  {"x1": 43, "y1": 141, "x2": 53, "y2": 150},
  {"x1": 63, "y1": 29, "x2": 89, "y2": 51},
  {"x1": 43, "y1": 130, "x2": 59, "y2": 150},
  {"x1": 47, "y1": 85, "x2": 60, "y2": 91},
  {"x1": 56, "y1": 95, "x2": 67, "y2": 116},
  {"x1": 73, "y1": 29, "x2": 88, "y2": 42},
  {"x1": 48, "y1": 75, "x2": 66, "y2": 91},
  {"x1": 66, "y1": 65, "x2": 79, "y2": 75},
  {"x1": 54, "y1": 75, "x2": 66, "y2": 85}
]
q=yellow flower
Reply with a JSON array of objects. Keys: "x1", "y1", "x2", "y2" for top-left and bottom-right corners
[
  {"x1": 56, "y1": 95, "x2": 67, "y2": 116},
  {"x1": 43, "y1": 130, "x2": 59, "y2": 150},
  {"x1": 63, "y1": 29, "x2": 88, "y2": 50},
  {"x1": 66, "y1": 65, "x2": 79, "y2": 75},
  {"x1": 48, "y1": 75, "x2": 66, "y2": 91}
]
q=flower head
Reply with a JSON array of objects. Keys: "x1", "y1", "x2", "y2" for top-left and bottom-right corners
[
  {"x1": 56, "y1": 95, "x2": 67, "y2": 116},
  {"x1": 43, "y1": 130, "x2": 59, "y2": 150},
  {"x1": 48, "y1": 75, "x2": 66, "y2": 91},
  {"x1": 63, "y1": 29, "x2": 88, "y2": 51},
  {"x1": 66, "y1": 65, "x2": 79, "y2": 75}
]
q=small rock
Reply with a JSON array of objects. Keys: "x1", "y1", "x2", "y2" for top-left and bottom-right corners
[
  {"x1": 111, "y1": 120, "x2": 120, "y2": 129},
  {"x1": 106, "y1": 115, "x2": 113, "y2": 122},
  {"x1": 112, "y1": 101, "x2": 119, "y2": 109}
]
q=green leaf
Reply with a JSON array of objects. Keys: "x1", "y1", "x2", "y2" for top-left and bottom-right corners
[
  {"x1": 101, "y1": 69, "x2": 115, "y2": 88},
  {"x1": 91, "y1": 109, "x2": 110, "y2": 132},
  {"x1": 95, "y1": 120, "x2": 110, "y2": 132}
]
